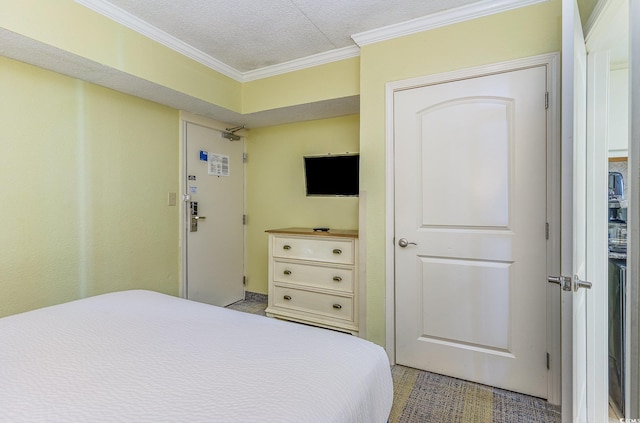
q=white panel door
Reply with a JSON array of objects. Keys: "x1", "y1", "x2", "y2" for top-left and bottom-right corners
[
  {"x1": 185, "y1": 122, "x2": 244, "y2": 307},
  {"x1": 394, "y1": 66, "x2": 549, "y2": 398},
  {"x1": 560, "y1": 0, "x2": 590, "y2": 420}
]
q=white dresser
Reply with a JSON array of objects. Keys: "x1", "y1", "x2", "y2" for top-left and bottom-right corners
[{"x1": 265, "y1": 228, "x2": 359, "y2": 335}]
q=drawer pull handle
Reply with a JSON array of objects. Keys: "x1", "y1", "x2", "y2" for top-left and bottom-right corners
[
  {"x1": 283, "y1": 295, "x2": 292, "y2": 301},
  {"x1": 283, "y1": 270, "x2": 292, "y2": 275},
  {"x1": 333, "y1": 249, "x2": 342, "y2": 255},
  {"x1": 332, "y1": 304, "x2": 342, "y2": 310},
  {"x1": 283, "y1": 245, "x2": 291, "y2": 250},
  {"x1": 333, "y1": 276, "x2": 342, "y2": 282}
]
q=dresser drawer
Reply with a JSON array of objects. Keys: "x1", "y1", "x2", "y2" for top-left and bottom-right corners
[
  {"x1": 272, "y1": 286, "x2": 354, "y2": 322},
  {"x1": 272, "y1": 236, "x2": 354, "y2": 264},
  {"x1": 273, "y1": 261, "x2": 354, "y2": 293}
]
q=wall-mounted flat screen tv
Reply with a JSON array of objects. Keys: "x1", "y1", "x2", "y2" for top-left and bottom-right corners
[{"x1": 304, "y1": 153, "x2": 359, "y2": 197}]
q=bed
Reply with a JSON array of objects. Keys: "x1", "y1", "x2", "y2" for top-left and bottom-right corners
[{"x1": 0, "y1": 290, "x2": 393, "y2": 422}]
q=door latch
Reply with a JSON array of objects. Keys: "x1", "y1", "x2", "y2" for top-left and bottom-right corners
[
  {"x1": 190, "y1": 201, "x2": 206, "y2": 232},
  {"x1": 547, "y1": 275, "x2": 592, "y2": 291},
  {"x1": 547, "y1": 275, "x2": 572, "y2": 291}
]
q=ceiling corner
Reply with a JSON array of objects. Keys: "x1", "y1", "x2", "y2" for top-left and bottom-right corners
[{"x1": 241, "y1": 46, "x2": 360, "y2": 82}]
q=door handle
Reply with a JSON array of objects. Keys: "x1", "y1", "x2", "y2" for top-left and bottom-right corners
[
  {"x1": 398, "y1": 238, "x2": 417, "y2": 248},
  {"x1": 190, "y1": 214, "x2": 205, "y2": 232},
  {"x1": 547, "y1": 275, "x2": 591, "y2": 292},
  {"x1": 547, "y1": 275, "x2": 571, "y2": 291},
  {"x1": 574, "y1": 275, "x2": 592, "y2": 291}
]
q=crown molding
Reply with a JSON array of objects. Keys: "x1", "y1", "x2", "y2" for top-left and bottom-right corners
[
  {"x1": 77, "y1": 0, "x2": 547, "y2": 82},
  {"x1": 241, "y1": 46, "x2": 360, "y2": 82},
  {"x1": 75, "y1": 0, "x2": 244, "y2": 81},
  {"x1": 352, "y1": 0, "x2": 549, "y2": 46},
  {"x1": 76, "y1": 0, "x2": 360, "y2": 82}
]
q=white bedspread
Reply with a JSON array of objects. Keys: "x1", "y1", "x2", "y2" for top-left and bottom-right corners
[{"x1": 0, "y1": 290, "x2": 393, "y2": 422}]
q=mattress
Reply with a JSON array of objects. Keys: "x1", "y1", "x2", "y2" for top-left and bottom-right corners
[{"x1": 0, "y1": 290, "x2": 393, "y2": 422}]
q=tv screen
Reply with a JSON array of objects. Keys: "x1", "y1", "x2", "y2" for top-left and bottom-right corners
[{"x1": 304, "y1": 154, "x2": 359, "y2": 197}]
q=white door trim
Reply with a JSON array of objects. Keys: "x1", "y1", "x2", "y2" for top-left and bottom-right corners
[
  {"x1": 585, "y1": 48, "x2": 611, "y2": 422},
  {"x1": 384, "y1": 52, "x2": 561, "y2": 403},
  {"x1": 178, "y1": 111, "x2": 247, "y2": 299},
  {"x1": 628, "y1": 0, "x2": 640, "y2": 415},
  {"x1": 584, "y1": 1, "x2": 628, "y2": 418},
  {"x1": 585, "y1": 0, "x2": 621, "y2": 408}
]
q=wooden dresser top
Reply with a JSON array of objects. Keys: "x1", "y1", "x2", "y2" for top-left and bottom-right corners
[{"x1": 265, "y1": 227, "x2": 358, "y2": 238}]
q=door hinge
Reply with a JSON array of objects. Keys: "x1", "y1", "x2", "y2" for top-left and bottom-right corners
[
  {"x1": 545, "y1": 222, "x2": 549, "y2": 240},
  {"x1": 243, "y1": 153, "x2": 248, "y2": 163},
  {"x1": 545, "y1": 92, "x2": 549, "y2": 109},
  {"x1": 546, "y1": 352, "x2": 550, "y2": 369},
  {"x1": 243, "y1": 214, "x2": 247, "y2": 225},
  {"x1": 243, "y1": 276, "x2": 247, "y2": 285}
]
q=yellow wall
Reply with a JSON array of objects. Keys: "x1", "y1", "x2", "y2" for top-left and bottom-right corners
[
  {"x1": 1, "y1": 0, "x2": 360, "y2": 117},
  {"x1": 244, "y1": 115, "x2": 360, "y2": 294},
  {"x1": 1, "y1": 0, "x2": 565, "y2": 349},
  {"x1": 0, "y1": 56, "x2": 180, "y2": 317},
  {"x1": 0, "y1": 0, "x2": 241, "y2": 113},
  {"x1": 242, "y1": 58, "x2": 360, "y2": 113},
  {"x1": 359, "y1": 0, "x2": 562, "y2": 345}
]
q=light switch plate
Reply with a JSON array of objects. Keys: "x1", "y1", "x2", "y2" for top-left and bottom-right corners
[{"x1": 168, "y1": 192, "x2": 177, "y2": 206}]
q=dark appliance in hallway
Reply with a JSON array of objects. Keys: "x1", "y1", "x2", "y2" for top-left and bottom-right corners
[{"x1": 608, "y1": 171, "x2": 626, "y2": 416}]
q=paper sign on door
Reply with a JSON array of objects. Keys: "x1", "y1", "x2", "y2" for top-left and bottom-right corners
[{"x1": 208, "y1": 154, "x2": 230, "y2": 176}]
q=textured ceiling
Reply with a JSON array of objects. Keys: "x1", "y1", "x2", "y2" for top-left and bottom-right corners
[
  {"x1": 5, "y1": 0, "x2": 573, "y2": 128},
  {"x1": 101, "y1": 0, "x2": 485, "y2": 72}
]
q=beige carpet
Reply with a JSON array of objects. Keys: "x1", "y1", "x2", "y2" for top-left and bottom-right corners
[{"x1": 390, "y1": 365, "x2": 561, "y2": 423}]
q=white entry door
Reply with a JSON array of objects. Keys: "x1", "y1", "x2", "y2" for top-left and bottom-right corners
[
  {"x1": 185, "y1": 121, "x2": 244, "y2": 307},
  {"x1": 394, "y1": 65, "x2": 549, "y2": 398},
  {"x1": 560, "y1": 0, "x2": 590, "y2": 421}
]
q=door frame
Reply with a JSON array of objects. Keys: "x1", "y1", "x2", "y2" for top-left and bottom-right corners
[
  {"x1": 178, "y1": 111, "x2": 247, "y2": 299},
  {"x1": 384, "y1": 53, "x2": 562, "y2": 403},
  {"x1": 583, "y1": 0, "x2": 625, "y2": 418},
  {"x1": 584, "y1": 48, "x2": 610, "y2": 421},
  {"x1": 628, "y1": 0, "x2": 639, "y2": 416}
]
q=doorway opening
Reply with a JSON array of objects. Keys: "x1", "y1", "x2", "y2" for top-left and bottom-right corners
[{"x1": 584, "y1": 0, "x2": 630, "y2": 418}]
